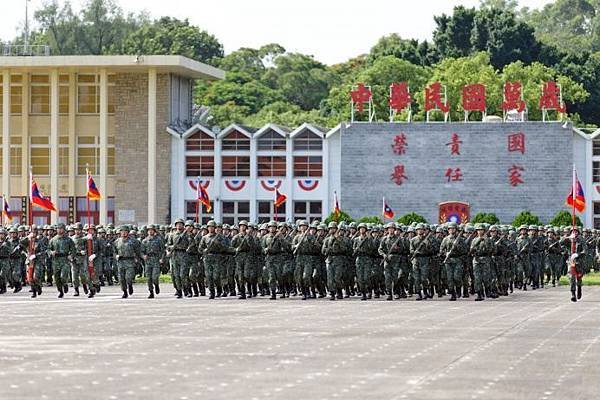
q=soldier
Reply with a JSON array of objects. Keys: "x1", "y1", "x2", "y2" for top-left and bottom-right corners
[
  {"x1": 292, "y1": 220, "x2": 315, "y2": 300},
  {"x1": 199, "y1": 220, "x2": 228, "y2": 299},
  {"x1": 515, "y1": 225, "x2": 531, "y2": 290},
  {"x1": 469, "y1": 224, "x2": 493, "y2": 301},
  {"x1": 24, "y1": 226, "x2": 47, "y2": 298},
  {"x1": 352, "y1": 223, "x2": 373, "y2": 301},
  {"x1": 488, "y1": 225, "x2": 501, "y2": 298},
  {"x1": 370, "y1": 225, "x2": 384, "y2": 298},
  {"x1": 379, "y1": 222, "x2": 402, "y2": 301},
  {"x1": 529, "y1": 225, "x2": 544, "y2": 289},
  {"x1": 262, "y1": 221, "x2": 285, "y2": 300},
  {"x1": 439, "y1": 222, "x2": 466, "y2": 301},
  {"x1": 410, "y1": 223, "x2": 433, "y2": 301},
  {"x1": 546, "y1": 228, "x2": 563, "y2": 287},
  {"x1": 6, "y1": 227, "x2": 24, "y2": 293},
  {"x1": 114, "y1": 225, "x2": 142, "y2": 298},
  {"x1": 231, "y1": 220, "x2": 253, "y2": 299},
  {"x1": 142, "y1": 224, "x2": 165, "y2": 298},
  {"x1": 564, "y1": 226, "x2": 586, "y2": 302},
  {"x1": 187, "y1": 223, "x2": 202, "y2": 297},
  {"x1": 71, "y1": 223, "x2": 91, "y2": 297},
  {"x1": 48, "y1": 223, "x2": 76, "y2": 298},
  {"x1": 320, "y1": 221, "x2": 343, "y2": 300},
  {"x1": 166, "y1": 219, "x2": 191, "y2": 298},
  {"x1": 0, "y1": 229, "x2": 9, "y2": 294},
  {"x1": 430, "y1": 226, "x2": 444, "y2": 297},
  {"x1": 279, "y1": 223, "x2": 294, "y2": 297},
  {"x1": 85, "y1": 224, "x2": 101, "y2": 297}
]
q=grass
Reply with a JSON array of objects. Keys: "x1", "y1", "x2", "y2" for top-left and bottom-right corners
[
  {"x1": 134, "y1": 274, "x2": 173, "y2": 284},
  {"x1": 559, "y1": 272, "x2": 600, "y2": 286}
]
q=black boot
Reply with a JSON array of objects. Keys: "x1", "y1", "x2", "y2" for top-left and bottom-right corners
[
  {"x1": 270, "y1": 290, "x2": 277, "y2": 300},
  {"x1": 185, "y1": 287, "x2": 192, "y2": 298},
  {"x1": 571, "y1": 289, "x2": 577, "y2": 302},
  {"x1": 176, "y1": 289, "x2": 183, "y2": 299},
  {"x1": 577, "y1": 286, "x2": 582, "y2": 300},
  {"x1": 192, "y1": 283, "x2": 199, "y2": 297},
  {"x1": 128, "y1": 283, "x2": 134, "y2": 295},
  {"x1": 148, "y1": 289, "x2": 154, "y2": 299},
  {"x1": 82, "y1": 284, "x2": 88, "y2": 295},
  {"x1": 155, "y1": 283, "x2": 160, "y2": 294},
  {"x1": 37, "y1": 285, "x2": 42, "y2": 295},
  {"x1": 13, "y1": 282, "x2": 22, "y2": 293},
  {"x1": 361, "y1": 291, "x2": 367, "y2": 301},
  {"x1": 88, "y1": 287, "x2": 95, "y2": 298},
  {"x1": 475, "y1": 291, "x2": 484, "y2": 301},
  {"x1": 122, "y1": 290, "x2": 128, "y2": 299},
  {"x1": 217, "y1": 287, "x2": 223, "y2": 297},
  {"x1": 63, "y1": 284, "x2": 69, "y2": 293},
  {"x1": 416, "y1": 292, "x2": 423, "y2": 301},
  {"x1": 209, "y1": 287, "x2": 215, "y2": 299},
  {"x1": 386, "y1": 293, "x2": 393, "y2": 301},
  {"x1": 301, "y1": 287, "x2": 308, "y2": 300},
  {"x1": 329, "y1": 291, "x2": 336, "y2": 301},
  {"x1": 74, "y1": 287, "x2": 80, "y2": 297},
  {"x1": 58, "y1": 286, "x2": 64, "y2": 298},
  {"x1": 449, "y1": 291, "x2": 457, "y2": 301},
  {"x1": 246, "y1": 283, "x2": 253, "y2": 298},
  {"x1": 336, "y1": 289, "x2": 343, "y2": 299},
  {"x1": 31, "y1": 285, "x2": 37, "y2": 298},
  {"x1": 344, "y1": 286, "x2": 351, "y2": 298},
  {"x1": 463, "y1": 287, "x2": 469, "y2": 298}
]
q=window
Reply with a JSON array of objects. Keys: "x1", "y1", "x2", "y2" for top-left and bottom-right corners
[
  {"x1": 293, "y1": 201, "x2": 322, "y2": 222},
  {"x1": 257, "y1": 200, "x2": 286, "y2": 223},
  {"x1": 0, "y1": 136, "x2": 2, "y2": 174},
  {"x1": 59, "y1": 136, "x2": 69, "y2": 176},
  {"x1": 293, "y1": 130, "x2": 322, "y2": 151},
  {"x1": 222, "y1": 201, "x2": 250, "y2": 225},
  {"x1": 258, "y1": 156, "x2": 286, "y2": 177},
  {"x1": 186, "y1": 156, "x2": 214, "y2": 177},
  {"x1": 77, "y1": 74, "x2": 115, "y2": 114},
  {"x1": 294, "y1": 156, "x2": 322, "y2": 177},
  {"x1": 594, "y1": 140, "x2": 600, "y2": 157},
  {"x1": 257, "y1": 130, "x2": 286, "y2": 151},
  {"x1": 77, "y1": 136, "x2": 115, "y2": 175},
  {"x1": 30, "y1": 75, "x2": 50, "y2": 114},
  {"x1": 222, "y1": 156, "x2": 250, "y2": 177},
  {"x1": 186, "y1": 131, "x2": 214, "y2": 151},
  {"x1": 186, "y1": 200, "x2": 213, "y2": 224},
  {"x1": 10, "y1": 136, "x2": 21, "y2": 175},
  {"x1": 76, "y1": 196, "x2": 115, "y2": 224},
  {"x1": 30, "y1": 136, "x2": 50, "y2": 175},
  {"x1": 594, "y1": 161, "x2": 600, "y2": 184},
  {"x1": 7, "y1": 197, "x2": 24, "y2": 225},
  {"x1": 222, "y1": 131, "x2": 250, "y2": 151},
  {"x1": 60, "y1": 75, "x2": 69, "y2": 114},
  {"x1": 10, "y1": 74, "x2": 22, "y2": 115}
]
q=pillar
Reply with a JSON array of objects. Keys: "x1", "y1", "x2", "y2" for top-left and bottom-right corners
[
  {"x1": 21, "y1": 73, "x2": 29, "y2": 196},
  {"x1": 49, "y1": 69, "x2": 59, "y2": 224},
  {"x1": 214, "y1": 137, "x2": 222, "y2": 222},
  {"x1": 2, "y1": 70, "x2": 10, "y2": 203},
  {"x1": 285, "y1": 134, "x2": 293, "y2": 222},
  {"x1": 68, "y1": 72, "x2": 76, "y2": 197},
  {"x1": 249, "y1": 133, "x2": 257, "y2": 222},
  {"x1": 147, "y1": 68, "x2": 157, "y2": 224},
  {"x1": 99, "y1": 69, "x2": 108, "y2": 225}
]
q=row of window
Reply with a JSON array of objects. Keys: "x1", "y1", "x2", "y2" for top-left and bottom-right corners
[
  {"x1": 186, "y1": 155, "x2": 322, "y2": 177},
  {"x1": 0, "y1": 136, "x2": 115, "y2": 176},
  {"x1": 185, "y1": 200, "x2": 323, "y2": 225},
  {"x1": 6, "y1": 196, "x2": 115, "y2": 225},
  {"x1": 0, "y1": 74, "x2": 116, "y2": 115},
  {"x1": 186, "y1": 130, "x2": 323, "y2": 152}
]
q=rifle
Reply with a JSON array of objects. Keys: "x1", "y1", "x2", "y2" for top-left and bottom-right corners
[
  {"x1": 292, "y1": 231, "x2": 309, "y2": 256},
  {"x1": 442, "y1": 233, "x2": 465, "y2": 265},
  {"x1": 384, "y1": 234, "x2": 403, "y2": 261},
  {"x1": 27, "y1": 236, "x2": 35, "y2": 284},
  {"x1": 410, "y1": 231, "x2": 432, "y2": 261},
  {"x1": 87, "y1": 235, "x2": 96, "y2": 280},
  {"x1": 353, "y1": 234, "x2": 370, "y2": 257}
]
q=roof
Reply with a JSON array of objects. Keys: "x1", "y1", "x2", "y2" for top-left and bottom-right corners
[{"x1": 0, "y1": 55, "x2": 224, "y2": 80}]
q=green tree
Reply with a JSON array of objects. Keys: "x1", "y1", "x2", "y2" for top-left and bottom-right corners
[
  {"x1": 368, "y1": 34, "x2": 438, "y2": 66},
  {"x1": 549, "y1": 210, "x2": 583, "y2": 226},
  {"x1": 121, "y1": 17, "x2": 223, "y2": 63},
  {"x1": 207, "y1": 102, "x2": 250, "y2": 128},
  {"x1": 433, "y1": 6, "x2": 477, "y2": 59},
  {"x1": 511, "y1": 211, "x2": 542, "y2": 227},
  {"x1": 358, "y1": 216, "x2": 383, "y2": 224},
  {"x1": 471, "y1": 212, "x2": 500, "y2": 224},
  {"x1": 243, "y1": 101, "x2": 330, "y2": 129},
  {"x1": 397, "y1": 212, "x2": 428, "y2": 225},
  {"x1": 324, "y1": 211, "x2": 354, "y2": 224}
]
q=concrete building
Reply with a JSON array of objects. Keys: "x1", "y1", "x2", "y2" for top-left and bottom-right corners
[{"x1": 0, "y1": 55, "x2": 223, "y2": 225}]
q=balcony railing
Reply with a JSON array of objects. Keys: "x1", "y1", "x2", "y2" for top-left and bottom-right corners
[{"x1": 0, "y1": 44, "x2": 51, "y2": 57}]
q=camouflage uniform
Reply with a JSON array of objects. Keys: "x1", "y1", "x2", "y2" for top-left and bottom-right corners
[
  {"x1": 439, "y1": 223, "x2": 466, "y2": 300},
  {"x1": 48, "y1": 226, "x2": 76, "y2": 298},
  {"x1": 142, "y1": 226, "x2": 165, "y2": 298},
  {"x1": 262, "y1": 222, "x2": 286, "y2": 299},
  {"x1": 322, "y1": 223, "x2": 346, "y2": 300},
  {"x1": 470, "y1": 226, "x2": 493, "y2": 300},
  {"x1": 410, "y1": 225, "x2": 433, "y2": 300},
  {"x1": 114, "y1": 227, "x2": 142, "y2": 298},
  {"x1": 198, "y1": 221, "x2": 228, "y2": 299},
  {"x1": 166, "y1": 220, "x2": 192, "y2": 298},
  {"x1": 231, "y1": 221, "x2": 254, "y2": 299},
  {"x1": 353, "y1": 224, "x2": 373, "y2": 300}
]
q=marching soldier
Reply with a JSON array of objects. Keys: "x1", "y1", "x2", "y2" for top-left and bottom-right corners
[
  {"x1": 469, "y1": 224, "x2": 493, "y2": 301},
  {"x1": 142, "y1": 224, "x2": 165, "y2": 298},
  {"x1": 439, "y1": 222, "x2": 466, "y2": 301},
  {"x1": 198, "y1": 220, "x2": 228, "y2": 299},
  {"x1": 48, "y1": 223, "x2": 76, "y2": 298},
  {"x1": 114, "y1": 225, "x2": 142, "y2": 298},
  {"x1": 410, "y1": 223, "x2": 433, "y2": 301}
]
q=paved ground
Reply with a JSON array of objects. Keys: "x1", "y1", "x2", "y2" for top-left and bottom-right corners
[{"x1": 0, "y1": 284, "x2": 599, "y2": 400}]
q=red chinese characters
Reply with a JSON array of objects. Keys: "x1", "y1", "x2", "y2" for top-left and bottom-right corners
[
  {"x1": 539, "y1": 81, "x2": 566, "y2": 113},
  {"x1": 389, "y1": 82, "x2": 412, "y2": 113},
  {"x1": 349, "y1": 83, "x2": 372, "y2": 112},
  {"x1": 391, "y1": 133, "x2": 408, "y2": 155},
  {"x1": 502, "y1": 81, "x2": 526, "y2": 112},
  {"x1": 446, "y1": 133, "x2": 462, "y2": 155},
  {"x1": 424, "y1": 82, "x2": 450, "y2": 112},
  {"x1": 445, "y1": 168, "x2": 463, "y2": 182},
  {"x1": 507, "y1": 132, "x2": 525, "y2": 154},
  {"x1": 391, "y1": 165, "x2": 408, "y2": 186},
  {"x1": 508, "y1": 165, "x2": 524, "y2": 187},
  {"x1": 462, "y1": 83, "x2": 486, "y2": 112}
]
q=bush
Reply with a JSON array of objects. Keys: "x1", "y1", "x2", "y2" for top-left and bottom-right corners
[
  {"x1": 471, "y1": 212, "x2": 500, "y2": 225},
  {"x1": 358, "y1": 216, "x2": 383, "y2": 224},
  {"x1": 511, "y1": 211, "x2": 542, "y2": 227},
  {"x1": 397, "y1": 212, "x2": 427, "y2": 225},
  {"x1": 324, "y1": 211, "x2": 354, "y2": 224},
  {"x1": 549, "y1": 210, "x2": 582, "y2": 227}
]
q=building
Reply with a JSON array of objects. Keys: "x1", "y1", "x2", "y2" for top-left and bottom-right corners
[{"x1": 0, "y1": 55, "x2": 223, "y2": 225}]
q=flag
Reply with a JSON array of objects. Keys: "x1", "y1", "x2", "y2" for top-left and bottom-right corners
[
  {"x1": 566, "y1": 167, "x2": 585, "y2": 213},
  {"x1": 197, "y1": 180, "x2": 212, "y2": 212},
  {"x1": 382, "y1": 197, "x2": 394, "y2": 219},
  {"x1": 86, "y1": 169, "x2": 101, "y2": 200},
  {"x1": 30, "y1": 175, "x2": 56, "y2": 212},
  {"x1": 333, "y1": 191, "x2": 341, "y2": 217},
  {"x1": 274, "y1": 189, "x2": 287, "y2": 208},
  {"x1": 2, "y1": 196, "x2": 11, "y2": 221}
]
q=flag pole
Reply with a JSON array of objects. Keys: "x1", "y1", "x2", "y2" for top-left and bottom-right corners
[
  {"x1": 28, "y1": 170, "x2": 33, "y2": 226},
  {"x1": 195, "y1": 177, "x2": 200, "y2": 223},
  {"x1": 571, "y1": 164, "x2": 576, "y2": 259},
  {"x1": 1, "y1": 195, "x2": 4, "y2": 226},
  {"x1": 86, "y1": 165, "x2": 92, "y2": 225},
  {"x1": 274, "y1": 204, "x2": 278, "y2": 222},
  {"x1": 382, "y1": 196, "x2": 385, "y2": 220}
]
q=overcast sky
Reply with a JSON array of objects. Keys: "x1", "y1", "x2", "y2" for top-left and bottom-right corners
[{"x1": 1, "y1": 0, "x2": 553, "y2": 65}]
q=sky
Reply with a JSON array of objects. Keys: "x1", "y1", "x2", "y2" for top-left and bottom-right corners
[{"x1": 1, "y1": 0, "x2": 554, "y2": 65}]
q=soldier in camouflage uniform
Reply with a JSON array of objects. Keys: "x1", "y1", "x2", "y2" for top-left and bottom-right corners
[
  {"x1": 6, "y1": 227, "x2": 24, "y2": 293},
  {"x1": 22, "y1": 227, "x2": 46, "y2": 298},
  {"x1": 515, "y1": 225, "x2": 531, "y2": 290},
  {"x1": 469, "y1": 224, "x2": 493, "y2": 301},
  {"x1": 199, "y1": 220, "x2": 228, "y2": 299},
  {"x1": 221, "y1": 224, "x2": 236, "y2": 297},
  {"x1": 166, "y1": 219, "x2": 190, "y2": 298},
  {"x1": 114, "y1": 225, "x2": 142, "y2": 298},
  {"x1": 430, "y1": 226, "x2": 444, "y2": 297},
  {"x1": 379, "y1": 222, "x2": 402, "y2": 301},
  {"x1": 142, "y1": 224, "x2": 165, "y2": 298},
  {"x1": 529, "y1": 226, "x2": 544, "y2": 289},
  {"x1": 410, "y1": 223, "x2": 433, "y2": 301},
  {"x1": 488, "y1": 226, "x2": 501, "y2": 298},
  {"x1": 48, "y1": 223, "x2": 76, "y2": 298},
  {"x1": 71, "y1": 223, "x2": 91, "y2": 297},
  {"x1": 545, "y1": 228, "x2": 563, "y2": 287},
  {"x1": 353, "y1": 223, "x2": 373, "y2": 301},
  {"x1": 231, "y1": 220, "x2": 253, "y2": 299},
  {"x1": 321, "y1": 222, "x2": 345, "y2": 300},
  {"x1": 439, "y1": 222, "x2": 466, "y2": 301},
  {"x1": 292, "y1": 220, "x2": 317, "y2": 300},
  {"x1": 85, "y1": 224, "x2": 101, "y2": 296},
  {"x1": 563, "y1": 226, "x2": 586, "y2": 302},
  {"x1": 0, "y1": 229, "x2": 9, "y2": 294},
  {"x1": 262, "y1": 221, "x2": 285, "y2": 300}
]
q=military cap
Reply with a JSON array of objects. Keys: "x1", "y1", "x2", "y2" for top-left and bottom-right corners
[
  {"x1": 528, "y1": 225, "x2": 538, "y2": 231},
  {"x1": 17, "y1": 226, "x2": 25, "y2": 232},
  {"x1": 318, "y1": 223, "x2": 327, "y2": 230},
  {"x1": 310, "y1": 221, "x2": 319, "y2": 229},
  {"x1": 118, "y1": 225, "x2": 130, "y2": 232},
  {"x1": 518, "y1": 225, "x2": 528, "y2": 231},
  {"x1": 407, "y1": 226, "x2": 415, "y2": 233},
  {"x1": 97, "y1": 228, "x2": 105, "y2": 234},
  {"x1": 267, "y1": 221, "x2": 278, "y2": 228},
  {"x1": 489, "y1": 225, "x2": 498, "y2": 231},
  {"x1": 239, "y1": 220, "x2": 249, "y2": 227},
  {"x1": 73, "y1": 222, "x2": 82, "y2": 230},
  {"x1": 385, "y1": 222, "x2": 395, "y2": 229},
  {"x1": 55, "y1": 222, "x2": 65, "y2": 230},
  {"x1": 571, "y1": 226, "x2": 580, "y2": 232},
  {"x1": 9, "y1": 227, "x2": 18, "y2": 233},
  {"x1": 174, "y1": 218, "x2": 184, "y2": 225},
  {"x1": 339, "y1": 222, "x2": 347, "y2": 230},
  {"x1": 447, "y1": 222, "x2": 458, "y2": 229},
  {"x1": 67, "y1": 225, "x2": 75, "y2": 232},
  {"x1": 416, "y1": 223, "x2": 425, "y2": 230},
  {"x1": 327, "y1": 221, "x2": 338, "y2": 229},
  {"x1": 147, "y1": 224, "x2": 156, "y2": 231},
  {"x1": 222, "y1": 224, "x2": 231, "y2": 230},
  {"x1": 348, "y1": 222, "x2": 357, "y2": 229},
  {"x1": 435, "y1": 227, "x2": 443, "y2": 233},
  {"x1": 474, "y1": 223, "x2": 485, "y2": 230},
  {"x1": 0, "y1": 228, "x2": 6, "y2": 235},
  {"x1": 206, "y1": 220, "x2": 216, "y2": 227},
  {"x1": 357, "y1": 222, "x2": 367, "y2": 229},
  {"x1": 298, "y1": 220, "x2": 308, "y2": 227}
]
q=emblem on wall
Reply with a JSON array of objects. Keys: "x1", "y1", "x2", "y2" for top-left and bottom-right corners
[
  {"x1": 439, "y1": 201, "x2": 470, "y2": 224},
  {"x1": 260, "y1": 179, "x2": 282, "y2": 192},
  {"x1": 297, "y1": 179, "x2": 319, "y2": 191}
]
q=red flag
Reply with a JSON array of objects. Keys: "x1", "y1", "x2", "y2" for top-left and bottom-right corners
[
  {"x1": 86, "y1": 168, "x2": 101, "y2": 200},
  {"x1": 30, "y1": 174, "x2": 56, "y2": 212},
  {"x1": 274, "y1": 189, "x2": 287, "y2": 208},
  {"x1": 197, "y1": 180, "x2": 212, "y2": 212},
  {"x1": 333, "y1": 191, "x2": 341, "y2": 217},
  {"x1": 566, "y1": 168, "x2": 585, "y2": 213},
  {"x1": 382, "y1": 197, "x2": 394, "y2": 219},
  {"x1": 2, "y1": 196, "x2": 11, "y2": 221}
]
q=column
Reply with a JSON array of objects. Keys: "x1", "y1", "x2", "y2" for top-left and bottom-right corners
[
  {"x1": 99, "y1": 69, "x2": 108, "y2": 225},
  {"x1": 322, "y1": 136, "x2": 329, "y2": 220},
  {"x1": 169, "y1": 133, "x2": 185, "y2": 222},
  {"x1": 249, "y1": 134, "x2": 257, "y2": 222},
  {"x1": 68, "y1": 72, "x2": 76, "y2": 197},
  {"x1": 49, "y1": 69, "x2": 59, "y2": 224},
  {"x1": 147, "y1": 68, "x2": 157, "y2": 224},
  {"x1": 21, "y1": 73, "x2": 29, "y2": 195},
  {"x1": 285, "y1": 135, "x2": 293, "y2": 222},
  {"x1": 2, "y1": 70, "x2": 10, "y2": 202},
  {"x1": 213, "y1": 138, "x2": 222, "y2": 222}
]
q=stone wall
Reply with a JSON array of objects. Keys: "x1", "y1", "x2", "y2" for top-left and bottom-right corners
[
  {"x1": 114, "y1": 73, "x2": 170, "y2": 225},
  {"x1": 339, "y1": 122, "x2": 572, "y2": 223}
]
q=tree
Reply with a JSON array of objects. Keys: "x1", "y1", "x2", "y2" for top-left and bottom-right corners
[
  {"x1": 511, "y1": 211, "x2": 542, "y2": 227},
  {"x1": 397, "y1": 212, "x2": 428, "y2": 225},
  {"x1": 471, "y1": 212, "x2": 500, "y2": 224},
  {"x1": 121, "y1": 17, "x2": 223, "y2": 64},
  {"x1": 244, "y1": 101, "x2": 330, "y2": 129},
  {"x1": 368, "y1": 34, "x2": 437, "y2": 66},
  {"x1": 433, "y1": 6, "x2": 477, "y2": 59},
  {"x1": 358, "y1": 216, "x2": 383, "y2": 224},
  {"x1": 324, "y1": 211, "x2": 354, "y2": 224},
  {"x1": 549, "y1": 210, "x2": 583, "y2": 226}
]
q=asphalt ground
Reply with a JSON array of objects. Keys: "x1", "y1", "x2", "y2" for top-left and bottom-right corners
[{"x1": 0, "y1": 284, "x2": 599, "y2": 400}]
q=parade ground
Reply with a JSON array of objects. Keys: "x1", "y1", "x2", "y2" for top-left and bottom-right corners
[{"x1": 0, "y1": 285, "x2": 599, "y2": 400}]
